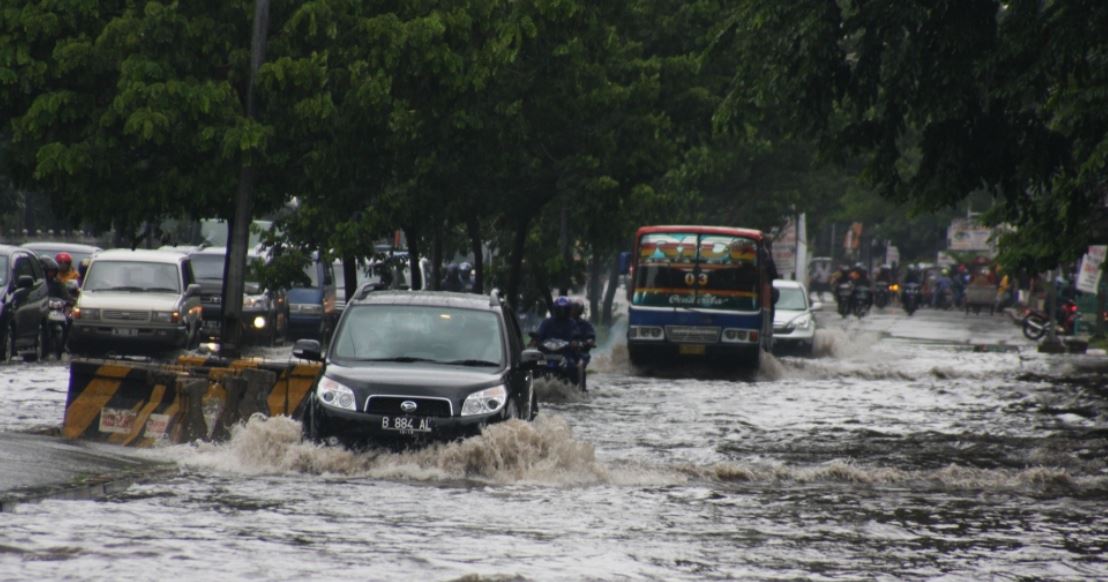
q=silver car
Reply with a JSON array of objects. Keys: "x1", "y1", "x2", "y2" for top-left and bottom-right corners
[
  {"x1": 772, "y1": 279, "x2": 819, "y2": 356},
  {"x1": 68, "y1": 249, "x2": 203, "y2": 354}
]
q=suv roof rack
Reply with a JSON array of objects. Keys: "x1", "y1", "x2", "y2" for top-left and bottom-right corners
[{"x1": 355, "y1": 281, "x2": 388, "y2": 300}]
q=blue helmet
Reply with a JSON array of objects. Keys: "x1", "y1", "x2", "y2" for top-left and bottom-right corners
[{"x1": 553, "y1": 296, "x2": 572, "y2": 319}]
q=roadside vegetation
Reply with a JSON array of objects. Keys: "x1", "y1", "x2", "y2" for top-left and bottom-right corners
[{"x1": 3, "y1": 1, "x2": 1104, "y2": 322}]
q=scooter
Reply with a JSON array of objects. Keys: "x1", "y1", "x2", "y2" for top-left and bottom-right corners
[
  {"x1": 1022, "y1": 300, "x2": 1080, "y2": 341},
  {"x1": 901, "y1": 283, "x2": 921, "y2": 316},
  {"x1": 45, "y1": 298, "x2": 71, "y2": 359},
  {"x1": 873, "y1": 283, "x2": 890, "y2": 309}
]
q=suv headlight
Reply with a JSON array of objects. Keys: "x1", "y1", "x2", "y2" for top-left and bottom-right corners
[
  {"x1": 316, "y1": 376, "x2": 357, "y2": 411},
  {"x1": 461, "y1": 385, "x2": 507, "y2": 417},
  {"x1": 794, "y1": 314, "x2": 813, "y2": 330},
  {"x1": 74, "y1": 307, "x2": 99, "y2": 321},
  {"x1": 152, "y1": 311, "x2": 181, "y2": 323}
]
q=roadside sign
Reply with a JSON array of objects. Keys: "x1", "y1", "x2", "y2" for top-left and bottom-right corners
[{"x1": 1076, "y1": 245, "x2": 1106, "y2": 294}]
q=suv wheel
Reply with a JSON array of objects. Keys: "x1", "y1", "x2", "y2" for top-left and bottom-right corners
[{"x1": 1, "y1": 324, "x2": 13, "y2": 362}]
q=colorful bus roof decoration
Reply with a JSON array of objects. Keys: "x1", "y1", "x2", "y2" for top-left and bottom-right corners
[{"x1": 634, "y1": 225, "x2": 764, "y2": 241}]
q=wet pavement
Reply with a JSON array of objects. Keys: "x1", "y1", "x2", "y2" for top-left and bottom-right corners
[{"x1": 0, "y1": 305, "x2": 1106, "y2": 580}]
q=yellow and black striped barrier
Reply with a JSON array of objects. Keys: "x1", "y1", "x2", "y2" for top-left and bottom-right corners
[{"x1": 63, "y1": 356, "x2": 322, "y2": 447}]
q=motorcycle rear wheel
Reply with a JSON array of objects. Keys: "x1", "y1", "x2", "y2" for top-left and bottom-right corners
[{"x1": 1022, "y1": 314, "x2": 1047, "y2": 340}]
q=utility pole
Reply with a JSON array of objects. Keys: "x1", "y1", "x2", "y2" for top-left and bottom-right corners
[{"x1": 221, "y1": 0, "x2": 270, "y2": 357}]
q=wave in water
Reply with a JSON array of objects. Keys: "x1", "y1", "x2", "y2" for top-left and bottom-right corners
[{"x1": 164, "y1": 416, "x2": 1105, "y2": 496}]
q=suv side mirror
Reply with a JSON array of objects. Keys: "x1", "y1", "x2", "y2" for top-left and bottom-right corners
[
  {"x1": 520, "y1": 348, "x2": 543, "y2": 368},
  {"x1": 17, "y1": 275, "x2": 34, "y2": 289},
  {"x1": 185, "y1": 283, "x2": 201, "y2": 297},
  {"x1": 293, "y1": 338, "x2": 323, "y2": 361}
]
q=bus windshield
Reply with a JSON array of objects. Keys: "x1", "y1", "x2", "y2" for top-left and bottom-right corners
[{"x1": 632, "y1": 232, "x2": 760, "y2": 311}]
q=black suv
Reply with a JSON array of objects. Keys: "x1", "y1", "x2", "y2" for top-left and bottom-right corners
[
  {"x1": 294, "y1": 289, "x2": 543, "y2": 446},
  {"x1": 0, "y1": 245, "x2": 49, "y2": 361}
]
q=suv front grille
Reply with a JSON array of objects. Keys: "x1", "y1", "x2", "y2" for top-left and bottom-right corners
[
  {"x1": 365, "y1": 396, "x2": 452, "y2": 417},
  {"x1": 103, "y1": 310, "x2": 150, "y2": 322},
  {"x1": 665, "y1": 325, "x2": 720, "y2": 343}
]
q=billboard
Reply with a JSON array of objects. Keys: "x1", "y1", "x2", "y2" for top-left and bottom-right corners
[{"x1": 947, "y1": 218, "x2": 995, "y2": 253}]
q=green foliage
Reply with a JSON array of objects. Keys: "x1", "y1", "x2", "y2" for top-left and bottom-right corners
[{"x1": 714, "y1": 0, "x2": 1108, "y2": 271}]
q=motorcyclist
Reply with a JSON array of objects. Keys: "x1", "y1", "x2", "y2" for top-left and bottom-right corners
[
  {"x1": 441, "y1": 264, "x2": 464, "y2": 292},
  {"x1": 40, "y1": 257, "x2": 76, "y2": 304},
  {"x1": 532, "y1": 296, "x2": 583, "y2": 384},
  {"x1": 933, "y1": 268, "x2": 954, "y2": 307},
  {"x1": 534, "y1": 296, "x2": 579, "y2": 345},
  {"x1": 55, "y1": 252, "x2": 80, "y2": 285},
  {"x1": 570, "y1": 300, "x2": 596, "y2": 390}
]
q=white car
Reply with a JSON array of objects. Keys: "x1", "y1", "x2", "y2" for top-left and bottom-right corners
[
  {"x1": 772, "y1": 279, "x2": 818, "y2": 356},
  {"x1": 68, "y1": 249, "x2": 203, "y2": 354}
]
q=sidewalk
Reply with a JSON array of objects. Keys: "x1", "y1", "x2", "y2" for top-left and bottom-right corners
[{"x1": 0, "y1": 432, "x2": 169, "y2": 511}]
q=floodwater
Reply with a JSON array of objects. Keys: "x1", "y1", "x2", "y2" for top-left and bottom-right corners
[{"x1": 1, "y1": 307, "x2": 1107, "y2": 580}]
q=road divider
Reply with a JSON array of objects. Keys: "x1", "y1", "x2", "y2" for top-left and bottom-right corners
[{"x1": 63, "y1": 356, "x2": 322, "y2": 447}]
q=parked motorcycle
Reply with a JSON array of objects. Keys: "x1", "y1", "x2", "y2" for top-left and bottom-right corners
[
  {"x1": 1022, "y1": 300, "x2": 1080, "y2": 341},
  {"x1": 901, "y1": 283, "x2": 922, "y2": 316},
  {"x1": 45, "y1": 298, "x2": 71, "y2": 359}
]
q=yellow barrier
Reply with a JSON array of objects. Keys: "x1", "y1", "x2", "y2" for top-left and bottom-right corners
[{"x1": 63, "y1": 355, "x2": 321, "y2": 447}]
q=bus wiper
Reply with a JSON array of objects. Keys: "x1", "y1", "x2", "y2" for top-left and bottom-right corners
[{"x1": 443, "y1": 359, "x2": 500, "y2": 367}]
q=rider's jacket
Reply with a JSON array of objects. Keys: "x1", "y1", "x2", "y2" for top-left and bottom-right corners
[{"x1": 536, "y1": 317, "x2": 579, "y2": 343}]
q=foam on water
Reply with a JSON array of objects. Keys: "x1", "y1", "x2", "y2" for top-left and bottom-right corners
[
  {"x1": 532, "y1": 377, "x2": 588, "y2": 404},
  {"x1": 168, "y1": 414, "x2": 610, "y2": 486},
  {"x1": 158, "y1": 415, "x2": 1106, "y2": 496}
]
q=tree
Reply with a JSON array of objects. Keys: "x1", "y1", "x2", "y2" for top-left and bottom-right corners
[{"x1": 713, "y1": 1, "x2": 1108, "y2": 272}]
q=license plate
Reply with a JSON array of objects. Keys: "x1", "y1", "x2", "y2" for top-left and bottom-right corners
[
  {"x1": 111, "y1": 328, "x2": 138, "y2": 336},
  {"x1": 48, "y1": 312, "x2": 67, "y2": 322},
  {"x1": 381, "y1": 416, "x2": 432, "y2": 434},
  {"x1": 679, "y1": 344, "x2": 706, "y2": 355}
]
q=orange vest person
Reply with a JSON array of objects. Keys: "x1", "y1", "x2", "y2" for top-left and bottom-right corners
[{"x1": 55, "y1": 252, "x2": 80, "y2": 285}]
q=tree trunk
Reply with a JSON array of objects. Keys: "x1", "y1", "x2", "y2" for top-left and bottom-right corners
[
  {"x1": 342, "y1": 252, "x2": 357, "y2": 301},
  {"x1": 587, "y1": 252, "x2": 602, "y2": 324},
  {"x1": 506, "y1": 217, "x2": 530, "y2": 312},
  {"x1": 404, "y1": 224, "x2": 422, "y2": 290},
  {"x1": 430, "y1": 224, "x2": 443, "y2": 291},
  {"x1": 466, "y1": 213, "x2": 484, "y2": 294},
  {"x1": 601, "y1": 252, "x2": 622, "y2": 325}
]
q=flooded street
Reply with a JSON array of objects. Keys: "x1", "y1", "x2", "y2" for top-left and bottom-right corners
[{"x1": 2, "y1": 307, "x2": 1107, "y2": 580}]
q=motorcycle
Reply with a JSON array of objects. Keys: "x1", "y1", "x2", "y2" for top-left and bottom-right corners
[
  {"x1": 934, "y1": 287, "x2": 955, "y2": 310},
  {"x1": 901, "y1": 283, "x2": 921, "y2": 316},
  {"x1": 835, "y1": 282, "x2": 854, "y2": 318},
  {"x1": 852, "y1": 284, "x2": 872, "y2": 318},
  {"x1": 873, "y1": 283, "x2": 891, "y2": 309},
  {"x1": 1022, "y1": 300, "x2": 1080, "y2": 341},
  {"x1": 45, "y1": 298, "x2": 71, "y2": 359},
  {"x1": 531, "y1": 335, "x2": 588, "y2": 390}
]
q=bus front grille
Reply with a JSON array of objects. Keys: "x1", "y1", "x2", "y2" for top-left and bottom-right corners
[{"x1": 665, "y1": 326, "x2": 720, "y2": 343}]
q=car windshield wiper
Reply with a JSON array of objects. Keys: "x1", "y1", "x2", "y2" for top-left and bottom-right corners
[
  {"x1": 144, "y1": 287, "x2": 180, "y2": 293},
  {"x1": 443, "y1": 359, "x2": 501, "y2": 367},
  {"x1": 100, "y1": 286, "x2": 144, "y2": 292},
  {"x1": 364, "y1": 356, "x2": 436, "y2": 363}
]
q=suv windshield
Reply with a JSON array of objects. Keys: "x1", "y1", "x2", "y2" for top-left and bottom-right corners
[
  {"x1": 333, "y1": 305, "x2": 504, "y2": 366},
  {"x1": 191, "y1": 254, "x2": 224, "y2": 280},
  {"x1": 775, "y1": 286, "x2": 808, "y2": 310},
  {"x1": 84, "y1": 261, "x2": 181, "y2": 293}
]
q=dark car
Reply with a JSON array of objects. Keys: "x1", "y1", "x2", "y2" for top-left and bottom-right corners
[
  {"x1": 188, "y1": 247, "x2": 288, "y2": 345},
  {"x1": 1, "y1": 245, "x2": 51, "y2": 361},
  {"x1": 22, "y1": 241, "x2": 102, "y2": 268},
  {"x1": 287, "y1": 254, "x2": 338, "y2": 343},
  {"x1": 294, "y1": 289, "x2": 543, "y2": 447}
]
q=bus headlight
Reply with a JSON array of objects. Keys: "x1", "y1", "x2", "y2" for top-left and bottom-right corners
[
  {"x1": 628, "y1": 326, "x2": 665, "y2": 341},
  {"x1": 721, "y1": 328, "x2": 753, "y2": 343}
]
